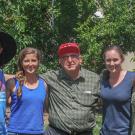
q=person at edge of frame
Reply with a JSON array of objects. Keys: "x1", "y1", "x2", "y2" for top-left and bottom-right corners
[
  {"x1": 0, "y1": 31, "x2": 17, "y2": 135},
  {"x1": 41, "y1": 42, "x2": 100, "y2": 135},
  {"x1": 131, "y1": 80, "x2": 135, "y2": 135},
  {"x1": 100, "y1": 45, "x2": 135, "y2": 135}
]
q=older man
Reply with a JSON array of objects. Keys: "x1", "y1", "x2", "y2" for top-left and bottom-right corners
[{"x1": 42, "y1": 43, "x2": 100, "y2": 135}]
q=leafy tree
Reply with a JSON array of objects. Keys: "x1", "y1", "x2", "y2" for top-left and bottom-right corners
[
  {"x1": 1, "y1": 0, "x2": 135, "y2": 74},
  {"x1": 0, "y1": 0, "x2": 58, "y2": 73},
  {"x1": 76, "y1": 0, "x2": 135, "y2": 73}
]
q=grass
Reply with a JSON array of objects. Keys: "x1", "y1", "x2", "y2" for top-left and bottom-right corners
[{"x1": 93, "y1": 115, "x2": 102, "y2": 135}]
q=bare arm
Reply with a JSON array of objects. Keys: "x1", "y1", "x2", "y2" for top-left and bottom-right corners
[
  {"x1": 4, "y1": 74, "x2": 15, "y2": 81},
  {"x1": 6, "y1": 78, "x2": 15, "y2": 105}
]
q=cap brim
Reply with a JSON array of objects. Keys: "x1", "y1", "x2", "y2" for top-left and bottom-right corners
[
  {"x1": 58, "y1": 44, "x2": 80, "y2": 58},
  {"x1": 0, "y1": 32, "x2": 17, "y2": 66}
]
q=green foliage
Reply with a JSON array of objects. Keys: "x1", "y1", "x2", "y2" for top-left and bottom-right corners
[
  {"x1": 93, "y1": 115, "x2": 102, "y2": 135},
  {"x1": 76, "y1": 0, "x2": 135, "y2": 73},
  {"x1": 0, "y1": 0, "x2": 59, "y2": 73},
  {"x1": 1, "y1": 0, "x2": 135, "y2": 73}
]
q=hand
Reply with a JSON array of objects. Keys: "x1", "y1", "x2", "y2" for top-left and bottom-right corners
[{"x1": 16, "y1": 71, "x2": 25, "y2": 85}]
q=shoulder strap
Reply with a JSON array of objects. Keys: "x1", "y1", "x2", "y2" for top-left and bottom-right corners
[{"x1": 39, "y1": 77, "x2": 47, "y2": 90}]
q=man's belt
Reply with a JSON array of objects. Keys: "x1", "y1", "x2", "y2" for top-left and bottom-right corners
[
  {"x1": 49, "y1": 125, "x2": 93, "y2": 135},
  {"x1": 70, "y1": 130, "x2": 92, "y2": 135}
]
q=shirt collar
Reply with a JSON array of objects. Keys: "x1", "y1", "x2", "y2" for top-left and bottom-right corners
[{"x1": 59, "y1": 67, "x2": 85, "y2": 81}]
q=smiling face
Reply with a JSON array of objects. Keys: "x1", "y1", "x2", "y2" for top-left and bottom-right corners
[
  {"x1": 18, "y1": 48, "x2": 41, "y2": 75},
  {"x1": 22, "y1": 53, "x2": 39, "y2": 75},
  {"x1": 104, "y1": 49, "x2": 123, "y2": 73},
  {"x1": 59, "y1": 53, "x2": 82, "y2": 73}
]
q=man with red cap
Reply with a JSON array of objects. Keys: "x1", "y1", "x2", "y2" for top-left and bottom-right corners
[{"x1": 42, "y1": 42, "x2": 100, "y2": 135}]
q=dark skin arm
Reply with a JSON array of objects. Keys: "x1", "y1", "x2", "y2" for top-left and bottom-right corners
[{"x1": 6, "y1": 78, "x2": 15, "y2": 106}]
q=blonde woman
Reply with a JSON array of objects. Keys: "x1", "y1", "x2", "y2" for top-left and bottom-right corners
[{"x1": 7, "y1": 47, "x2": 47, "y2": 135}]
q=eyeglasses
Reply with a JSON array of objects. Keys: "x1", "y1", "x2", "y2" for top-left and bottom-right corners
[{"x1": 61, "y1": 54, "x2": 80, "y2": 60}]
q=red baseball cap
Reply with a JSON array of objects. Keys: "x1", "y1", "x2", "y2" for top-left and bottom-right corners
[{"x1": 58, "y1": 43, "x2": 80, "y2": 58}]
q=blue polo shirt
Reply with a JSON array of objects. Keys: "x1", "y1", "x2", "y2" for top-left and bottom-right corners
[{"x1": 100, "y1": 71, "x2": 135, "y2": 135}]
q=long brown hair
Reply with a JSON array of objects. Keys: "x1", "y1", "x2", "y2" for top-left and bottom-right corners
[{"x1": 16, "y1": 47, "x2": 41, "y2": 97}]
